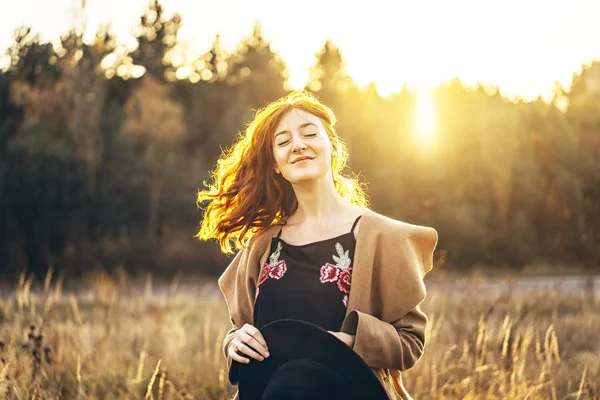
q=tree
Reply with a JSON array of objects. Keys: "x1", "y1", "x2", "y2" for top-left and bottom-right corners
[
  {"x1": 307, "y1": 40, "x2": 353, "y2": 100},
  {"x1": 6, "y1": 26, "x2": 60, "y2": 85},
  {"x1": 197, "y1": 34, "x2": 227, "y2": 83},
  {"x1": 130, "y1": 0, "x2": 182, "y2": 81},
  {"x1": 564, "y1": 62, "x2": 600, "y2": 268},
  {"x1": 3, "y1": 27, "x2": 80, "y2": 274},
  {"x1": 122, "y1": 74, "x2": 186, "y2": 244},
  {"x1": 226, "y1": 22, "x2": 287, "y2": 107}
]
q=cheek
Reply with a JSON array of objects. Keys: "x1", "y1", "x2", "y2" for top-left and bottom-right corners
[
  {"x1": 318, "y1": 156, "x2": 332, "y2": 171},
  {"x1": 273, "y1": 147, "x2": 287, "y2": 167}
]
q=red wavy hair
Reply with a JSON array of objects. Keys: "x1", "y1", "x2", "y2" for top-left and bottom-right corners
[{"x1": 196, "y1": 90, "x2": 368, "y2": 254}]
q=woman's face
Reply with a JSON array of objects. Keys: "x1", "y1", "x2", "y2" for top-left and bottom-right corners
[{"x1": 272, "y1": 108, "x2": 337, "y2": 184}]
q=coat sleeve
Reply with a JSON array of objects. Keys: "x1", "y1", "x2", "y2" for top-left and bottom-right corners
[
  {"x1": 342, "y1": 306, "x2": 427, "y2": 370},
  {"x1": 341, "y1": 225, "x2": 438, "y2": 371},
  {"x1": 217, "y1": 240, "x2": 258, "y2": 385}
]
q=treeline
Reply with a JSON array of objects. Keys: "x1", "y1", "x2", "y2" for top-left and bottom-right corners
[{"x1": 0, "y1": 0, "x2": 599, "y2": 279}]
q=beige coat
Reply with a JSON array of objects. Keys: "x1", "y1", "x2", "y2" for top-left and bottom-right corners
[{"x1": 218, "y1": 208, "x2": 438, "y2": 399}]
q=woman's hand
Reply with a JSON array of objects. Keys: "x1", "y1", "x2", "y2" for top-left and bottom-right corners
[
  {"x1": 228, "y1": 323, "x2": 270, "y2": 364},
  {"x1": 328, "y1": 331, "x2": 356, "y2": 348}
]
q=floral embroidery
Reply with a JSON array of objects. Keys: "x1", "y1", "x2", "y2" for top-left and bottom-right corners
[
  {"x1": 258, "y1": 264, "x2": 271, "y2": 286},
  {"x1": 337, "y1": 267, "x2": 352, "y2": 294},
  {"x1": 320, "y1": 263, "x2": 340, "y2": 283},
  {"x1": 256, "y1": 241, "x2": 287, "y2": 299},
  {"x1": 269, "y1": 260, "x2": 287, "y2": 279},
  {"x1": 331, "y1": 242, "x2": 351, "y2": 269},
  {"x1": 319, "y1": 242, "x2": 353, "y2": 306}
]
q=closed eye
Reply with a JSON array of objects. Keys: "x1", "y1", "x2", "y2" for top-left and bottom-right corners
[{"x1": 277, "y1": 132, "x2": 316, "y2": 146}]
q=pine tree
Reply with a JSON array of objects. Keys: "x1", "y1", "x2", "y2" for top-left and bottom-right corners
[
  {"x1": 130, "y1": 0, "x2": 182, "y2": 81},
  {"x1": 307, "y1": 40, "x2": 352, "y2": 99},
  {"x1": 226, "y1": 22, "x2": 287, "y2": 107}
]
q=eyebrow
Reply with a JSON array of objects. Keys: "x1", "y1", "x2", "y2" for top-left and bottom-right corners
[{"x1": 275, "y1": 122, "x2": 318, "y2": 138}]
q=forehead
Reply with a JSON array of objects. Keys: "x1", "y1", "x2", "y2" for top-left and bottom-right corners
[{"x1": 274, "y1": 108, "x2": 321, "y2": 133}]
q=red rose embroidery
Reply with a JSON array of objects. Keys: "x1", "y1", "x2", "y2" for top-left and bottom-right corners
[
  {"x1": 337, "y1": 267, "x2": 352, "y2": 294},
  {"x1": 320, "y1": 263, "x2": 340, "y2": 283},
  {"x1": 269, "y1": 260, "x2": 287, "y2": 280},
  {"x1": 258, "y1": 263, "x2": 271, "y2": 286},
  {"x1": 320, "y1": 242, "x2": 353, "y2": 305}
]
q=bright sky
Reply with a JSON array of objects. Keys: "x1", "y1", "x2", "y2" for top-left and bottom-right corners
[{"x1": 1, "y1": 0, "x2": 599, "y2": 100}]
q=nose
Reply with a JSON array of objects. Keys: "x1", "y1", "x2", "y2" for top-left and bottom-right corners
[{"x1": 291, "y1": 136, "x2": 307, "y2": 153}]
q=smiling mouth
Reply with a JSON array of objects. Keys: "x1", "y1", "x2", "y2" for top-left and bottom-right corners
[{"x1": 292, "y1": 157, "x2": 314, "y2": 164}]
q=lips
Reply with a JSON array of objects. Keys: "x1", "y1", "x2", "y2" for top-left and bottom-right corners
[{"x1": 291, "y1": 156, "x2": 314, "y2": 164}]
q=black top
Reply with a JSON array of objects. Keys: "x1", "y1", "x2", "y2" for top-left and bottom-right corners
[{"x1": 253, "y1": 216, "x2": 362, "y2": 332}]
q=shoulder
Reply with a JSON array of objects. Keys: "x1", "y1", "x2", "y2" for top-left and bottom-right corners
[
  {"x1": 218, "y1": 224, "x2": 281, "y2": 288},
  {"x1": 362, "y1": 209, "x2": 437, "y2": 244},
  {"x1": 224, "y1": 224, "x2": 281, "y2": 266},
  {"x1": 244, "y1": 224, "x2": 281, "y2": 252},
  {"x1": 361, "y1": 209, "x2": 438, "y2": 274}
]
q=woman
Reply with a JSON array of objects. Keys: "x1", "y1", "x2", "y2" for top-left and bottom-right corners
[{"x1": 197, "y1": 90, "x2": 438, "y2": 399}]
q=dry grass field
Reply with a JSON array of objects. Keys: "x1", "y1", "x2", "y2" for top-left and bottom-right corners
[{"x1": 0, "y1": 269, "x2": 598, "y2": 400}]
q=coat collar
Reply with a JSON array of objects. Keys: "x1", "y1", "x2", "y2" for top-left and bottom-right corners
[{"x1": 346, "y1": 208, "x2": 376, "y2": 316}]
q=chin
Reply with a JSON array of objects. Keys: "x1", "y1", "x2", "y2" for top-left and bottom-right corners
[{"x1": 285, "y1": 171, "x2": 329, "y2": 184}]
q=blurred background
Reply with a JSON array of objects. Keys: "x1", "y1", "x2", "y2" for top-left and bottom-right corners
[
  {"x1": 1, "y1": 0, "x2": 599, "y2": 282},
  {"x1": 1, "y1": 1, "x2": 600, "y2": 399}
]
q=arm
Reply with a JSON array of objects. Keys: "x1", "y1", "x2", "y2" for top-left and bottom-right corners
[
  {"x1": 341, "y1": 224, "x2": 437, "y2": 371},
  {"x1": 218, "y1": 244, "x2": 252, "y2": 385},
  {"x1": 342, "y1": 306, "x2": 427, "y2": 370},
  {"x1": 217, "y1": 229, "x2": 274, "y2": 384}
]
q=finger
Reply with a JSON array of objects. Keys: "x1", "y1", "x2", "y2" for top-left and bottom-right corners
[
  {"x1": 242, "y1": 324, "x2": 269, "y2": 351},
  {"x1": 228, "y1": 346, "x2": 250, "y2": 364},
  {"x1": 239, "y1": 331, "x2": 269, "y2": 358},
  {"x1": 234, "y1": 339, "x2": 265, "y2": 361}
]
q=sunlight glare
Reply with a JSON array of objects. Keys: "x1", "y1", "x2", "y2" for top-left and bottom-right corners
[
  {"x1": 0, "y1": 56, "x2": 10, "y2": 72},
  {"x1": 413, "y1": 88, "x2": 437, "y2": 147}
]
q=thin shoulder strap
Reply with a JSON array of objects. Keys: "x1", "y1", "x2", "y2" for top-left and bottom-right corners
[{"x1": 350, "y1": 215, "x2": 362, "y2": 234}]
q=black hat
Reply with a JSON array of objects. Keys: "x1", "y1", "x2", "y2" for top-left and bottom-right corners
[{"x1": 237, "y1": 319, "x2": 389, "y2": 400}]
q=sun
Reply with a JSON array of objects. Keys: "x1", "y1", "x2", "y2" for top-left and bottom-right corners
[{"x1": 413, "y1": 88, "x2": 437, "y2": 147}]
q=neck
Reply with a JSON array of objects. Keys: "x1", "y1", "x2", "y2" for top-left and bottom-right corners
[{"x1": 289, "y1": 173, "x2": 350, "y2": 225}]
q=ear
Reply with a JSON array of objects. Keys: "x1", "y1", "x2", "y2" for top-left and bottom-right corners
[
  {"x1": 274, "y1": 165, "x2": 280, "y2": 174},
  {"x1": 331, "y1": 142, "x2": 339, "y2": 158}
]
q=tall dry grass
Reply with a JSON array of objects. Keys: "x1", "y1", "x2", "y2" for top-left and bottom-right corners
[{"x1": 0, "y1": 269, "x2": 598, "y2": 399}]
